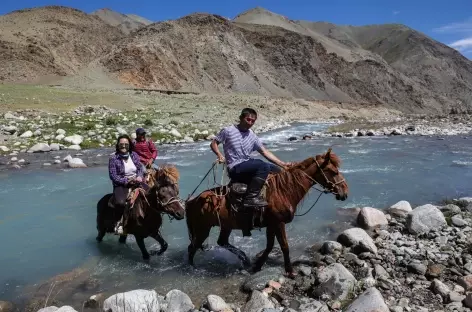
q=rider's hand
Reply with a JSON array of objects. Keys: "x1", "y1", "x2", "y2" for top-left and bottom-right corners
[
  {"x1": 217, "y1": 155, "x2": 225, "y2": 164},
  {"x1": 136, "y1": 176, "x2": 143, "y2": 183}
]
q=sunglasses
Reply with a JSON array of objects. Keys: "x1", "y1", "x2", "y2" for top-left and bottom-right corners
[
  {"x1": 118, "y1": 143, "x2": 129, "y2": 147},
  {"x1": 245, "y1": 117, "x2": 256, "y2": 123}
]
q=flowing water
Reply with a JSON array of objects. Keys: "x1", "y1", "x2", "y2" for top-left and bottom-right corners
[{"x1": 1, "y1": 122, "x2": 472, "y2": 306}]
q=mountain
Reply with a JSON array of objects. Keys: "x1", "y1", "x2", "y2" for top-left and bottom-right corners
[
  {"x1": 0, "y1": 6, "x2": 123, "y2": 83},
  {"x1": 91, "y1": 8, "x2": 152, "y2": 34},
  {"x1": 1, "y1": 5, "x2": 472, "y2": 114}
]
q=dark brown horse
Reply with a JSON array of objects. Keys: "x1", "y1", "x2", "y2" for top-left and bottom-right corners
[
  {"x1": 185, "y1": 148, "x2": 348, "y2": 275},
  {"x1": 96, "y1": 165, "x2": 185, "y2": 260}
]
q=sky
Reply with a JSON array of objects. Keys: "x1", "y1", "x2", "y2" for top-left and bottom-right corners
[{"x1": 1, "y1": 0, "x2": 472, "y2": 58}]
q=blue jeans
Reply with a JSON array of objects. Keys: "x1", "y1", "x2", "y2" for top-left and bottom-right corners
[{"x1": 228, "y1": 159, "x2": 281, "y2": 184}]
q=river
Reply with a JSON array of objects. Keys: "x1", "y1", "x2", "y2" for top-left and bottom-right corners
[{"x1": 1, "y1": 122, "x2": 471, "y2": 307}]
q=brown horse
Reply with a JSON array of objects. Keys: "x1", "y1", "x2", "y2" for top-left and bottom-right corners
[
  {"x1": 185, "y1": 148, "x2": 348, "y2": 275},
  {"x1": 96, "y1": 165, "x2": 185, "y2": 260}
]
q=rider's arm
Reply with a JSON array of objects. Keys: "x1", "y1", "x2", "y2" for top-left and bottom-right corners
[
  {"x1": 109, "y1": 157, "x2": 128, "y2": 186},
  {"x1": 149, "y1": 139, "x2": 158, "y2": 160},
  {"x1": 210, "y1": 128, "x2": 226, "y2": 161},
  {"x1": 133, "y1": 152, "x2": 145, "y2": 178},
  {"x1": 258, "y1": 146, "x2": 288, "y2": 168}
]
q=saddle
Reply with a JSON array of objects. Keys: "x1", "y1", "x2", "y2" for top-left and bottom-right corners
[
  {"x1": 108, "y1": 187, "x2": 147, "y2": 234},
  {"x1": 227, "y1": 182, "x2": 268, "y2": 234}
]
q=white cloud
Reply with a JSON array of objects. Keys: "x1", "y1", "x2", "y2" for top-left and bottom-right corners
[
  {"x1": 450, "y1": 37, "x2": 472, "y2": 51},
  {"x1": 433, "y1": 18, "x2": 472, "y2": 33},
  {"x1": 393, "y1": 11, "x2": 400, "y2": 15}
]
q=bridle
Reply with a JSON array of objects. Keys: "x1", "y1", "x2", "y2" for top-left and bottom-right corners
[{"x1": 154, "y1": 181, "x2": 184, "y2": 221}]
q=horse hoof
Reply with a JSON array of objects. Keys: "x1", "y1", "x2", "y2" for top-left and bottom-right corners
[
  {"x1": 96, "y1": 236, "x2": 103, "y2": 242},
  {"x1": 150, "y1": 249, "x2": 166, "y2": 256},
  {"x1": 284, "y1": 271, "x2": 298, "y2": 279},
  {"x1": 143, "y1": 254, "x2": 150, "y2": 261}
]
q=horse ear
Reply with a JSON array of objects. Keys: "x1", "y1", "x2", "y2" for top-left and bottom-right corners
[{"x1": 326, "y1": 147, "x2": 332, "y2": 159}]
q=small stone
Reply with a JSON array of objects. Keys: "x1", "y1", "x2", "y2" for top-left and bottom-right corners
[
  {"x1": 453, "y1": 284, "x2": 465, "y2": 293},
  {"x1": 464, "y1": 293, "x2": 472, "y2": 309},
  {"x1": 452, "y1": 216, "x2": 468, "y2": 227},
  {"x1": 458, "y1": 275, "x2": 472, "y2": 291},
  {"x1": 390, "y1": 306, "x2": 403, "y2": 312},
  {"x1": 267, "y1": 280, "x2": 281, "y2": 290},
  {"x1": 407, "y1": 262, "x2": 427, "y2": 275},
  {"x1": 298, "y1": 265, "x2": 312, "y2": 277},
  {"x1": 426, "y1": 264, "x2": 445, "y2": 278},
  {"x1": 357, "y1": 207, "x2": 388, "y2": 229},
  {"x1": 321, "y1": 241, "x2": 343, "y2": 254},
  {"x1": 448, "y1": 291, "x2": 465, "y2": 302},
  {"x1": 431, "y1": 279, "x2": 450, "y2": 301}
]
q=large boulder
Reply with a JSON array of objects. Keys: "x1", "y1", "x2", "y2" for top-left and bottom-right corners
[
  {"x1": 388, "y1": 200, "x2": 413, "y2": 217},
  {"x1": 63, "y1": 155, "x2": 87, "y2": 168},
  {"x1": 312, "y1": 263, "x2": 357, "y2": 301},
  {"x1": 20, "y1": 130, "x2": 33, "y2": 138},
  {"x1": 242, "y1": 267, "x2": 282, "y2": 292},
  {"x1": 165, "y1": 289, "x2": 194, "y2": 312},
  {"x1": 27, "y1": 143, "x2": 51, "y2": 153},
  {"x1": 103, "y1": 289, "x2": 159, "y2": 312},
  {"x1": 337, "y1": 228, "x2": 378, "y2": 254},
  {"x1": 406, "y1": 204, "x2": 447, "y2": 235},
  {"x1": 37, "y1": 306, "x2": 77, "y2": 312},
  {"x1": 344, "y1": 288, "x2": 388, "y2": 312},
  {"x1": 357, "y1": 207, "x2": 388, "y2": 229},
  {"x1": 206, "y1": 294, "x2": 230, "y2": 312},
  {"x1": 243, "y1": 290, "x2": 274, "y2": 312}
]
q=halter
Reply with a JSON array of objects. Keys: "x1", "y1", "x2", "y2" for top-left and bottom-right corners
[{"x1": 154, "y1": 182, "x2": 184, "y2": 221}]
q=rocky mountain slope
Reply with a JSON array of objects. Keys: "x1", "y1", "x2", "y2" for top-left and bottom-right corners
[
  {"x1": 0, "y1": 6, "x2": 123, "y2": 83},
  {"x1": 1, "y1": 5, "x2": 472, "y2": 114},
  {"x1": 91, "y1": 8, "x2": 152, "y2": 34}
]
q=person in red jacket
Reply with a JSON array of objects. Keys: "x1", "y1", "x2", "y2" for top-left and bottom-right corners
[{"x1": 132, "y1": 128, "x2": 159, "y2": 172}]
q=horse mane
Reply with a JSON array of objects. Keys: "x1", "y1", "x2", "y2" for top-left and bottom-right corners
[
  {"x1": 266, "y1": 168, "x2": 312, "y2": 210},
  {"x1": 326, "y1": 152, "x2": 341, "y2": 168},
  {"x1": 157, "y1": 164, "x2": 180, "y2": 184}
]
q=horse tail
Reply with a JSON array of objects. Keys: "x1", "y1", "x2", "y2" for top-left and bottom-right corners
[{"x1": 185, "y1": 198, "x2": 196, "y2": 243}]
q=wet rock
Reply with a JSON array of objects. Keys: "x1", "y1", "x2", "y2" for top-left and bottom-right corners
[
  {"x1": 312, "y1": 263, "x2": 357, "y2": 301},
  {"x1": 37, "y1": 306, "x2": 78, "y2": 312},
  {"x1": 320, "y1": 241, "x2": 343, "y2": 255},
  {"x1": 243, "y1": 290, "x2": 274, "y2": 312},
  {"x1": 337, "y1": 227, "x2": 378, "y2": 254},
  {"x1": 406, "y1": 204, "x2": 447, "y2": 235},
  {"x1": 242, "y1": 267, "x2": 282, "y2": 292},
  {"x1": 63, "y1": 155, "x2": 86, "y2": 168},
  {"x1": 27, "y1": 143, "x2": 51, "y2": 153},
  {"x1": 344, "y1": 287, "x2": 389, "y2": 312},
  {"x1": 103, "y1": 289, "x2": 159, "y2": 312},
  {"x1": 0, "y1": 301, "x2": 14, "y2": 312},
  {"x1": 206, "y1": 295, "x2": 230, "y2": 312},
  {"x1": 298, "y1": 265, "x2": 312, "y2": 276},
  {"x1": 83, "y1": 293, "x2": 105, "y2": 309},
  {"x1": 165, "y1": 289, "x2": 194, "y2": 312},
  {"x1": 357, "y1": 207, "x2": 388, "y2": 229}
]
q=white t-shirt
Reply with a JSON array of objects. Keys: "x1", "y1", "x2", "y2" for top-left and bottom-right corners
[{"x1": 123, "y1": 158, "x2": 137, "y2": 179}]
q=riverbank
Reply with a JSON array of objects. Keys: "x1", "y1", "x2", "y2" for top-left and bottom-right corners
[{"x1": 7, "y1": 196, "x2": 472, "y2": 312}]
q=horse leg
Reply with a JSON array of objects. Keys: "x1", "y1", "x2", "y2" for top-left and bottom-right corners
[
  {"x1": 96, "y1": 230, "x2": 106, "y2": 242},
  {"x1": 135, "y1": 236, "x2": 150, "y2": 260},
  {"x1": 274, "y1": 223, "x2": 296, "y2": 277},
  {"x1": 252, "y1": 225, "x2": 275, "y2": 272},
  {"x1": 217, "y1": 227, "x2": 251, "y2": 267},
  {"x1": 188, "y1": 224, "x2": 211, "y2": 266},
  {"x1": 118, "y1": 235, "x2": 127, "y2": 244},
  {"x1": 150, "y1": 230, "x2": 168, "y2": 256}
]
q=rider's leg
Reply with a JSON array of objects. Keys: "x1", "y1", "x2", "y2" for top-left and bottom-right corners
[
  {"x1": 243, "y1": 160, "x2": 270, "y2": 207},
  {"x1": 113, "y1": 185, "x2": 128, "y2": 234}
]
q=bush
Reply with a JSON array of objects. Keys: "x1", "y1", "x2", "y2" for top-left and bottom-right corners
[
  {"x1": 144, "y1": 119, "x2": 153, "y2": 126},
  {"x1": 105, "y1": 117, "x2": 117, "y2": 126}
]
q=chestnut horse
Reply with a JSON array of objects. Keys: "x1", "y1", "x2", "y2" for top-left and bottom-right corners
[
  {"x1": 96, "y1": 165, "x2": 186, "y2": 260},
  {"x1": 185, "y1": 148, "x2": 349, "y2": 275}
]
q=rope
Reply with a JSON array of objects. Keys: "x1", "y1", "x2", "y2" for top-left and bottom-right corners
[
  {"x1": 294, "y1": 191, "x2": 324, "y2": 216},
  {"x1": 186, "y1": 162, "x2": 217, "y2": 201}
]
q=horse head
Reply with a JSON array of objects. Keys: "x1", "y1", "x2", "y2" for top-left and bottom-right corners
[
  {"x1": 152, "y1": 165, "x2": 185, "y2": 220},
  {"x1": 304, "y1": 148, "x2": 349, "y2": 201}
]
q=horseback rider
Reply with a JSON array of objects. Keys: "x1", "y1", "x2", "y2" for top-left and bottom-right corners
[
  {"x1": 132, "y1": 128, "x2": 159, "y2": 173},
  {"x1": 109, "y1": 134, "x2": 145, "y2": 234},
  {"x1": 210, "y1": 108, "x2": 291, "y2": 235}
]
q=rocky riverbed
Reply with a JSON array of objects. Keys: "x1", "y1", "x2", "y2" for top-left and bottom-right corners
[{"x1": 5, "y1": 196, "x2": 472, "y2": 312}]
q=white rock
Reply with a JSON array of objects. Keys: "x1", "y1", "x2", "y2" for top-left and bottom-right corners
[
  {"x1": 207, "y1": 294, "x2": 230, "y2": 311},
  {"x1": 54, "y1": 160, "x2": 61, "y2": 164},
  {"x1": 183, "y1": 136, "x2": 194, "y2": 143},
  {"x1": 27, "y1": 143, "x2": 51, "y2": 153},
  {"x1": 37, "y1": 306, "x2": 77, "y2": 312},
  {"x1": 18, "y1": 159, "x2": 25, "y2": 164},
  {"x1": 313, "y1": 263, "x2": 357, "y2": 301},
  {"x1": 406, "y1": 204, "x2": 447, "y2": 235},
  {"x1": 55, "y1": 134, "x2": 65, "y2": 141},
  {"x1": 13, "y1": 142, "x2": 21, "y2": 146},
  {"x1": 3, "y1": 125, "x2": 17, "y2": 134},
  {"x1": 64, "y1": 134, "x2": 83, "y2": 145},
  {"x1": 116, "y1": 127, "x2": 127, "y2": 135},
  {"x1": 20, "y1": 130, "x2": 33, "y2": 138},
  {"x1": 4, "y1": 113, "x2": 16, "y2": 119},
  {"x1": 50, "y1": 143, "x2": 61, "y2": 151},
  {"x1": 165, "y1": 289, "x2": 194, "y2": 312},
  {"x1": 344, "y1": 288, "x2": 388, "y2": 312},
  {"x1": 0, "y1": 146, "x2": 9, "y2": 152},
  {"x1": 33, "y1": 130, "x2": 41, "y2": 136},
  {"x1": 63, "y1": 155, "x2": 86, "y2": 168},
  {"x1": 357, "y1": 207, "x2": 388, "y2": 229},
  {"x1": 67, "y1": 145, "x2": 81, "y2": 151},
  {"x1": 243, "y1": 290, "x2": 274, "y2": 312},
  {"x1": 56, "y1": 129, "x2": 66, "y2": 135},
  {"x1": 11, "y1": 157, "x2": 17, "y2": 161},
  {"x1": 202, "y1": 130, "x2": 209, "y2": 135},
  {"x1": 390, "y1": 200, "x2": 413, "y2": 215},
  {"x1": 103, "y1": 289, "x2": 159, "y2": 312},
  {"x1": 194, "y1": 129, "x2": 201, "y2": 134},
  {"x1": 337, "y1": 227, "x2": 378, "y2": 254},
  {"x1": 169, "y1": 129, "x2": 182, "y2": 138}
]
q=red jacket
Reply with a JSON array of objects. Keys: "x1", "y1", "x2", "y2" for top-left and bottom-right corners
[{"x1": 132, "y1": 139, "x2": 158, "y2": 164}]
